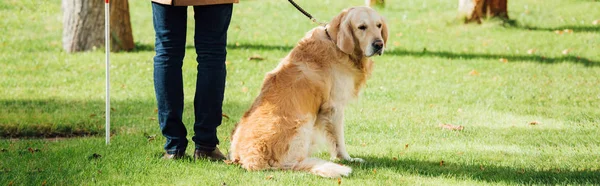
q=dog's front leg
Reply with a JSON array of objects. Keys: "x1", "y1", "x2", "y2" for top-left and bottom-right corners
[{"x1": 329, "y1": 107, "x2": 364, "y2": 163}]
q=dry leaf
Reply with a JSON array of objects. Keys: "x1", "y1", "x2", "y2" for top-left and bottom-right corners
[
  {"x1": 235, "y1": 42, "x2": 240, "y2": 46},
  {"x1": 266, "y1": 175, "x2": 274, "y2": 180},
  {"x1": 89, "y1": 114, "x2": 97, "y2": 118},
  {"x1": 8, "y1": 181, "x2": 13, "y2": 186},
  {"x1": 529, "y1": 121, "x2": 540, "y2": 125},
  {"x1": 562, "y1": 49, "x2": 571, "y2": 55},
  {"x1": 248, "y1": 55, "x2": 264, "y2": 61},
  {"x1": 42, "y1": 180, "x2": 47, "y2": 186},
  {"x1": 593, "y1": 20, "x2": 600, "y2": 25},
  {"x1": 222, "y1": 113, "x2": 230, "y2": 119},
  {"x1": 225, "y1": 61, "x2": 231, "y2": 66},
  {"x1": 469, "y1": 70, "x2": 479, "y2": 76},
  {"x1": 111, "y1": 107, "x2": 116, "y2": 112},
  {"x1": 147, "y1": 135, "x2": 156, "y2": 142},
  {"x1": 404, "y1": 144, "x2": 409, "y2": 149},
  {"x1": 154, "y1": 108, "x2": 158, "y2": 113},
  {"x1": 439, "y1": 123, "x2": 464, "y2": 131},
  {"x1": 361, "y1": 143, "x2": 367, "y2": 147},
  {"x1": 480, "y1": 165, "x2": 485, "y2": 170},
  {"x1": 499, "y1": 58, "x2": 508, "y2": 63},
  {"x1": 554, "y1": 30, "x2": 564, "y2": 35},
  {"x1": 517, "y1": 169, "x2": 525, "y2": 174},
  {"x1": 391, "y1": 107, "x2": 397, "y2": 111},
  {"x1": 337, "y1": 178, "x2": 342, "y2": 185},
  {"x1": 563, "y1": 29, "x2": 573, "y2": 34},
  {"x1": 373, "y1": 169, "x2": 377, "y2": 174},
  {"x1": 392, "y1": 157, "x2": 398, "y2": 161},
  {"x1": 149, "y1": 117, "x2": 156, "y2": 121},
  {"x1": 393, "y1": 41, "x2": 400, "y2": 47},
  {"x1": 527, "y1": 49, "x2": 536, "y2": 54},
  {"x1": 242, "y1": 87, "x2": 249, "y2": 93},
  {"x1": 440, "y1": 160, "x2": 444, "y2": 166}
]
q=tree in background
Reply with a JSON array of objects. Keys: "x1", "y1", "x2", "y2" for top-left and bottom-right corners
[
  {"x1": 62, "y1": 0, "x2": 134, "y2": 53},
  {"x1": 459, "y1": 0, "x2": 508, "y2": 23}
]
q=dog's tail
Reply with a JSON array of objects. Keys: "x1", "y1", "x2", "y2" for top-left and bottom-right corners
[{"x1": 283, "y1": 158, "x2": 352, "y2": 178}]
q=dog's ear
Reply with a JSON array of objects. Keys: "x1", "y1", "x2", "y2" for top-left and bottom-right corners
[
  {"x1": 381, "y1": 19, "x2": 388, "y2": 47},
  {"x1": 328, "y1": 8, "x2": 355, "y2": 55}
]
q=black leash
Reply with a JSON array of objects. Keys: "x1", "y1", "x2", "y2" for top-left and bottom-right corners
[{"x1": 287, "y1": 0, "x2": 327, "y2": 26}]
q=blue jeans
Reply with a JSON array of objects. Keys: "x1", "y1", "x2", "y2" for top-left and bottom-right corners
[{"x1": 152, "y1": 2, "x2": 232, "y2": 154}]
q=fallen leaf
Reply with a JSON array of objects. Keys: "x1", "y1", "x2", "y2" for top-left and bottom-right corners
[
  {"x1": 222, "y1": 182, "x2": 228, "y2": 186},
  {"x1": 469, "y1": 70, "x2": 479, "y2": 76},
  {"x1": 562, "y1": 49, "x2": 571, "y2": 55},
  {"x1": 8, "y1": 181, "x2": 13, "y2": 186},
  {"x1": 235, "y1": 42, "x2": 240, "y2": 46},
  {"x1": 121, "y1": 84, "x2": 126, "y2": 89},
  {"x1": 111, "y1": 107, "x2": 116, "y2": 112},
  {"x1": 517, "y1": 168, "x2": 525, "y2": 174},
  {"x1": 248, "y1": 55, "x2": 264, "y2": 61},
  {"x1": 391, "y1": 107, "x2": 396, "y2": 111},
  {"x1": 222, "y1": 113, "x2": 230, "y2": 119},
  {"x1": 593, "y1": 20, "x2": 600, "y2": 25},
  {"x1": 529, "y1": 121, "x2": 540, "y2": 125},
  {"x1": 405, "y1": 144, "x2": 409, "y2": 149},
  {"x1": 337, "y1": 178, "x2": 342, "y2": 185},
  {"x1": 563, "y1": 29, "x2": 573, "y2": 34},
  {"x1": 149, "y1": 117, "x2": 156, "y2": 121},
  {"x1": 154, "y1": 108, "x2": 158, "y2": 113},
  {"x1": 42, "y1": 180, "x2": 47, "y2": 186},
  {"x1": 392, "y1": 157, "x2": 398, "y2": 161},
  {"x1": 480, "y1": 165, "x2": 485, "y2": 170},
  {"x1": 241, "y1": 87, "x2": 249, "y2": 93},
  {"x1": 440, "y1": 160, "x2": 444, "y2": 166},
  {"x1": 499, "y1": 58, "x2": 508, "y2": 63},
  {"x1": 439, "y1": 123, "x2": 464, "y2": 131},
  {"x1": 373, "y1": 169, "x2": 377, "y2": 174},
  {"x1": 393, "y1": 41, "x2": 400, "y2": 47},
  {"x1": 527, "y1": 49, "x2": 536, "y2": 54},
  {"x1": 147, "y1": 135, "x2": 156, "y2": 142},
  {"x1": 90, "y1": 114, "x2": 97, "y2": 118},
  {"x1": 266, "y1": 175, "x2": 274, "y2": 180},
  {"x1": 554, "y1": 30, "x2": 564, "y2": 35}
]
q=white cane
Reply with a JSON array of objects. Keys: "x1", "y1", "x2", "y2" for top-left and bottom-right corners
[{"x1": 105, "y1": 0, "x2": 111, "y2": 145}]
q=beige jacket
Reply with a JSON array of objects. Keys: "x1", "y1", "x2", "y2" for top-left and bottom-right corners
[{"x1": 151, "y1": 0, "x2": 238, "y2": 6}]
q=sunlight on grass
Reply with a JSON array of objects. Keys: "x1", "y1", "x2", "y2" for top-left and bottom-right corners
[{"x1": 1, "y1": 0, "x2": 599, "y2": 185}]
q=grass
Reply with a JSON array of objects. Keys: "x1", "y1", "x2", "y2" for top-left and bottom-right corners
[{"x1": 1, "y1": 0, "x2": 600, "y2": 185}]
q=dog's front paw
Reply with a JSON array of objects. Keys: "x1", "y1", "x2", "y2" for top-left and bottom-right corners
[{"x1": 346, "y1": 157, "x2": 364, "y2": 163}]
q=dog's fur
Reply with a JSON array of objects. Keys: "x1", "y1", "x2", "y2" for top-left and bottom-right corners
[{"x1": 229, "y1": 7, "x2": 388, "y2": 178}]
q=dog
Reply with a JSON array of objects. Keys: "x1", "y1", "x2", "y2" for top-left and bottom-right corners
[{"x1": 229, "y1": 7, "x2": 388, "y2": 178}]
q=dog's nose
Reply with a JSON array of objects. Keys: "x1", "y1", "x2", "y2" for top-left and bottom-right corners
[{"x1": 372, "y1": 40, "x2": 384, "y2": 50}]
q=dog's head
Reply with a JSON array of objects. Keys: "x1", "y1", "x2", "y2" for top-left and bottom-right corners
[{"x1": 327, "y1": 7, "x2": 388, "y2": 57}]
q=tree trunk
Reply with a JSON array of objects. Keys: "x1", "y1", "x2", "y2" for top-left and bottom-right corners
[
  {"x1": 62, "y1": 0, "x2": 104, "y2": 53},
  {"x1": 62, "y1": 0, "x2": 134, "y2": 53},
  {"x1": 366, "y1": 0, "x2": 385, "y2": 8},
  {"x1": 110, "y1": 0, "x2": 134, "y2": 52},
  {"x1": 459, "y1": 0, "x2": 508, "y2": 23}
]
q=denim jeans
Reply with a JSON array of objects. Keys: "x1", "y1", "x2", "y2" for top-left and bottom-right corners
[{"x1": 152, "y1": 2, "x2": 233, "y2": 154}]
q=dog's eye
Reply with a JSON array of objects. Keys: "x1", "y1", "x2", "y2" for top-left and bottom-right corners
[
  {"x1": 377, "y1": 24, "x2": 382, "y2": 28},
  {"x1": 358, "y1": 25, "x2": 367, "y2": 30}
]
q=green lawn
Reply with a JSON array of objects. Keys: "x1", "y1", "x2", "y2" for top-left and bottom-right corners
[{"x1": 1, "y1": 0, "x2": 599, "y2": 185}]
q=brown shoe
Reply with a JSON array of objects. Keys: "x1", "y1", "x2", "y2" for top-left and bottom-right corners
[
  {"x1": 162, "y1": 151, "x2": 185, "y2": 160},
  {"x1": 194, "y1": 148, "x2": 226, "y2": 161}
]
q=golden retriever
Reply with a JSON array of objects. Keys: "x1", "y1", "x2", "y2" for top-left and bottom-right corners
[{"x1": 229, "y1": 7, "x2": 388, "y2": 178}]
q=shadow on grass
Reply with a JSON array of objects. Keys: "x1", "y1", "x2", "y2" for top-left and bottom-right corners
[
  {"x1": 226, "y1": 43, "x2": 600, "y2": 67},
  {"x1": 505, "y1": 24, "x2": 600, "y2": 33},
  {"x1": 0, "y1": 99, "x2": 248, "y2": 139},
  {"x1": 357, "y1": 156, "x2": 600, "y2": 184}
]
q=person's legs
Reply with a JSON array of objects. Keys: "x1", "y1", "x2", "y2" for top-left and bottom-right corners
[
  {"x1": 152, "y1": 2, "x2": 189, "y2": 155},
  {"x1": 191, "y1": 4, "x2": 233, "y2": 151}
]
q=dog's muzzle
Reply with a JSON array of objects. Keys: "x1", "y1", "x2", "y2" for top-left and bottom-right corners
[{"x1": 372, "y1": 39, "x2": 384, "y2": 55}]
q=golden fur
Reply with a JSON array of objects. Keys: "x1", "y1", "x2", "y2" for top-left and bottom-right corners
[{"x1": 229, "y1": 7, "x2": 388, "y2": 178}]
